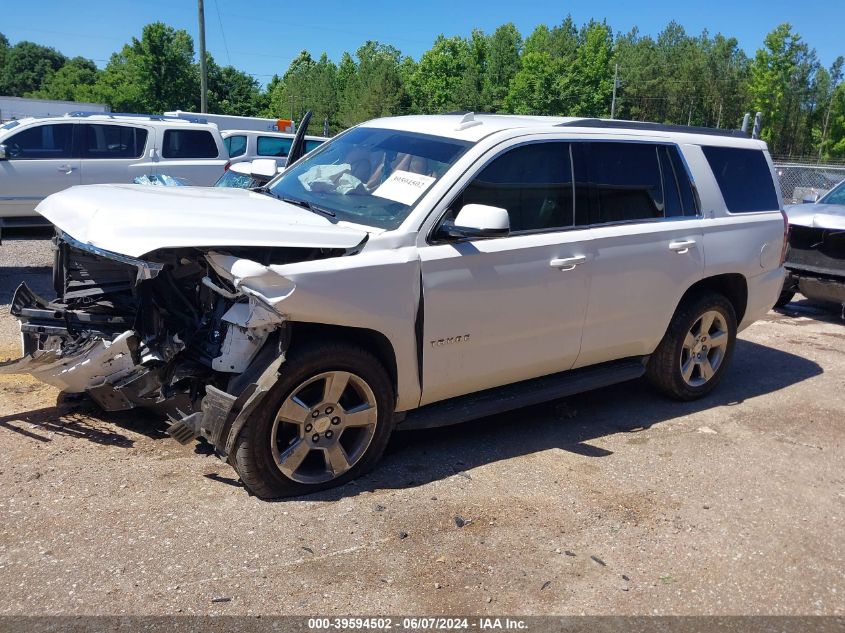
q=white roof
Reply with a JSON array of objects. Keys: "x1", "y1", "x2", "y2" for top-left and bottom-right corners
[{"x1": 360, "y1": 113, "x2": 766, "y2": 148}]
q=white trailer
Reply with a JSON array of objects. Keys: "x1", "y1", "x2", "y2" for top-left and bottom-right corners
[
  {"x1": 164, "y1": 110, "x2": 295, "y2": 133},
  {"x1": 0, "y1": 96, "x2": 110, "y2": 122}
]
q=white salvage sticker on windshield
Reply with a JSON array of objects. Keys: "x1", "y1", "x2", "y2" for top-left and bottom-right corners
[{"x1": 372, "y1": 170, "x2": 435, "y2": 206}]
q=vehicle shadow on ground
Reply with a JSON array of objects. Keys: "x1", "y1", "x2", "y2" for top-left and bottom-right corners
[
  {"x1": 0, "y1": 396, "x2": 168, "y2": 447},
  {"x1": 298, "y1": 339, "x2": 822, "y2": 502}
]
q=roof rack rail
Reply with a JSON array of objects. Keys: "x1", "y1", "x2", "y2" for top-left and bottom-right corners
[
  {"x1": 66, "y1": 111, "x2": 209, "y2": 124},
  {"x1": 558, "y1": 118, "x2": 750, "y2": 139}
]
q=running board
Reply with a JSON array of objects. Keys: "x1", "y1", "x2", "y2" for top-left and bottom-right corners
[{"x1": 399, "y1": 357, "x2": 647, "y2": 431}]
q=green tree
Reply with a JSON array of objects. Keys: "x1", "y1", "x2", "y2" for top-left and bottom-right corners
[
  {"x1": 206, "y1": 59, "x2": 263, "y2": 116},
  {"x1": 268, "y1": 51, "x2": 339, "y2": 132},
  {"x1": 504, "y1": 51, "x2": 562, "y2": 114},
  {"x1": 482, "y1": 23, "x2": 522, "y2": 111},
  {"x1": 0, "y1": 33, "x2": 9, "y2": 74},
  {"x1": 406, "y1": 35, "x2": 470, "y2": 113},
  {"x1": 524, "y1": 16, "x2": 578, "y2": 62},
  {"x1": 95, "y1": 22, "x2": 198, "y2": 112},
  {"x1": 749, "y1": 23, "x2": 818, "y2": 156},
  {"x1": 563, "y1": 20, "x2": 614, "y2": 116},
  {"x1": 0, "y1": 41, "x2": 66, "y2": 95},
  {"x1": 338, "y1": 42, "x2": 405, "y2": 127},
  {"x1": 28, "y1": 56, "x2": 100, "y2": 102}
]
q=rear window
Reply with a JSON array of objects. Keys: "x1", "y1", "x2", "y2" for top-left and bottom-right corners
[
  {"x1": 702, "y1": 146, "x2": 779, "y2": 213},
  {"x1": 257, "y1": 136, "x2": 293, "y2": 157},
  {"x1": 162, "y1": 129, "x2": 218, "y2": 159}
]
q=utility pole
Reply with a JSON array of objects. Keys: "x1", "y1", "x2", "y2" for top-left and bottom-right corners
[
  {"x1": 198, "y1": 0, "x2": 208, "y2": 113},
  {"x1": 610, "y1": 63, "x2": 619, "y2": 119}
]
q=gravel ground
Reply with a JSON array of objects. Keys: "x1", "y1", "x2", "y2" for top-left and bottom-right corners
[{"x1": 0, "y1": 235, "x2": 843, "y2": 616}]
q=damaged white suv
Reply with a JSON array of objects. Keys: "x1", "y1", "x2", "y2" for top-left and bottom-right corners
[{"x1": 1, "y1": 114, "x2": 787, "y2": 498}]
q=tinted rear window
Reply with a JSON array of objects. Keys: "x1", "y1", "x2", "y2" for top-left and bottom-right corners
[
  {"x1": 162, "y1": 129, "x2": 218, "y2": 159},
  {"x1": 257, "y1": 136, "x2": 293, "y2": 157},
  {"x1": 702, "y1": 146, "x2": 778, "y2": 212}
]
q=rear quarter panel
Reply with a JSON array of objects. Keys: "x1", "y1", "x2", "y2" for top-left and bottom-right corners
[{"x1": 685, "y1": 144, "x2": 786, "y2": 330}]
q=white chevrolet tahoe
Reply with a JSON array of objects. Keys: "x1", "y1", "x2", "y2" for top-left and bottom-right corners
[
  {"x1": 0, "y1": 113, "x2": 229, "y2": 227},
  {"x1": 1, "y1": 113, "x2": 787, "y2": 498}
]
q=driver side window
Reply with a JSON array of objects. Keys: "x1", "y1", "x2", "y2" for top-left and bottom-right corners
[
  {"x1": 448, "y1": 142, "x2": 574, "y2": 233},
  {"x1": 5, "y1": 124, "x2": 74, "y2": 159}
]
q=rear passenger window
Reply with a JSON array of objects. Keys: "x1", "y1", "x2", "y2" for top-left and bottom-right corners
[
  {"x1": 257, "y1": 136, "x2": 293, "y2": 157},
  {"x1": 456, "y1": 142, "x2": 574, "y2": 232},
  {"x1": 580, "y1": 142, "x2": 665, "y2": 223},
  {"x1": 5, "y1": 124, "x2": 74, "y2": 159},
  {"x1": 224, "y1": 135, "x2": 247, "y2": 158},
  {"x1": 83, "y1": 125, "x2": 147, "y2": 159},
  {"x1": 162, "y1": 130, "x2": 218, "y2": 159},
  {"x1": 702, "y1": 146, "x2": 779, "y2": 213}
]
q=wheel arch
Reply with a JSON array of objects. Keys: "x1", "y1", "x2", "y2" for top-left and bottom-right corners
[
  {"x1": 288, "y1": 321, "x2": 399, "y2": 401},
  {"x1": 677, "y1": 273, "x2": 748, "y2": 324}
]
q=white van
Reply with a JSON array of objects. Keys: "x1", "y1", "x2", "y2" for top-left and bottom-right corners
[
  {"x1": 221, "y1": 129, "x2": 327, "y2": 167},
  {"x1": 0, "y1": 113, "x2": 229, "y2": 226}
]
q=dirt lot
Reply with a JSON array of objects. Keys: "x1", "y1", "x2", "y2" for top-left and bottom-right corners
[{"x1": 0, "y1": 232, "x2": 843, "y2": 616}]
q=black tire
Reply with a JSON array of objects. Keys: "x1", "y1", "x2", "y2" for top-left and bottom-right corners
[
  {"x1": 774, "y1": 289, "x2": 795, "y2": 308},
  {"x1": 232, "y1": 340, "x2": 395, "y2": 499},
  {"x1": 646, "y1": 293, "x2": 737, "y2": 401}
]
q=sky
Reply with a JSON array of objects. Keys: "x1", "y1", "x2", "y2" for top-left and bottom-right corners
[{"x1": 1, "y1": 0, "x2": 841, "y2": 86}]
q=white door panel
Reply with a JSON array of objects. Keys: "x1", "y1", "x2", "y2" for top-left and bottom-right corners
[
  {"x1": 419, "y1": 231, "x2": 590, "y2": 406},
  {"x1": 574, "y1": 219, "x2": 704, "y2": 368},
  {"x1": 79, "y1": 123, "x2": 155, "y2": 185},
  {"x1": 0, "y1": 158, "x2": 80, "y2": 218}
]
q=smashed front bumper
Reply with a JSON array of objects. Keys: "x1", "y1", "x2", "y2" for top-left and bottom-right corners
[
  {"x1": 0, "y1": 283, "x2": 160, "y2": 411},
  {"x1": 0, "y1": 281, "x2": 286, "y2": 458}
]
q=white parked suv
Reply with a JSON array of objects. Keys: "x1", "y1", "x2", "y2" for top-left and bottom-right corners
[
  {"x1": 1, "y1": 114, "x2": 787, "y2": 498},
  {"x1": 0, "y1": 113, "x2": 229, "y2": 227}
]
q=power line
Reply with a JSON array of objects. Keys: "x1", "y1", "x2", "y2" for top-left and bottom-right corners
[{"x1": 211, "y1": 0, "x2": 231, "y2": 66}]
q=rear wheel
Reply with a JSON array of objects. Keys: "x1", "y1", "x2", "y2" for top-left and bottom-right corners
[
  {"x1": 232, "y1": 341, "x2": 394, "y2": 499},
  {"x1": 774, "y1": 289, "x2": 796, "y2": 308},
  {"x1": 646, "y1": 293, "x2": 737, "y2": 401}
]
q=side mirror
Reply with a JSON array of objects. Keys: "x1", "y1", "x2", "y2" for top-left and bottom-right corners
[
  {"x1": 0, "y1": 144, "x2": 7, "y2": 160},
  {"x1": 439, "y1": 204, "x2": 510, "y2": 240},
  {"x1": 801, "y1": 193, "x2": 820, "y2": 204}
]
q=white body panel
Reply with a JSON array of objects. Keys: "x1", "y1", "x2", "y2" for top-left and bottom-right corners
[
  {"x1": 419, "y1": 232, "x2": 590, "y2": 404},
  {"x1": 0, "y1": 152, "x2": 80, "y2": 217}
]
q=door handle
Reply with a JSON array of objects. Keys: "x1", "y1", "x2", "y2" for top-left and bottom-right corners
[
  {"x1": 57, "y1": 165, "x2": 75, "y2": 175},
  {"x1": 550, "y1": 255, "x2": 587, "y2": 270},
  {"x1": 669, "y1": 240, "x2": 697, "y2": 254}
]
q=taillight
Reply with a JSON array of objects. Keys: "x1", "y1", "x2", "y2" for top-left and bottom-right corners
[
  {"x1": 779, "y1": 209, "x2": 789, "y2": 265},
  {"x1": 224, "y1": 161, "x2": 231, "y2": 171}
]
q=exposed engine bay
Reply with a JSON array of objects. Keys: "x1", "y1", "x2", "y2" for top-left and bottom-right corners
[{"x1": 1, "y1": 231, "x2": 347, "y2": 455}]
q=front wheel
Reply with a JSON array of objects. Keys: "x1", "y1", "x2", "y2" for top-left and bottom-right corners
[
  {"x1": 232, "y1": 341, "x2": 395, "y2": 499},
  {"x1": 646, "y1": 293, "x2": 737, "y2": 401}
]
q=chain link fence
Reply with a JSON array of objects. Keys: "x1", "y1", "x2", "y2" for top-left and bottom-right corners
[{"x1": 773, "y1": 160, "x2": 845, "y2": 204}]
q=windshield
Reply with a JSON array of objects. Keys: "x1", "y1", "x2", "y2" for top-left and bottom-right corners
[
  {"x1": 268, "y1": 127, "x2": 472, "y2": 230},
  {"x1": 215, "y1": 169, "x2": 259, "y2": 189},
  {"x1": 820, "y1": 179, "x2": 845, "y2": 206}
]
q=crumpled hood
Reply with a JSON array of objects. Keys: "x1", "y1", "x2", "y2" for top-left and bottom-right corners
[
  {"x1": 785, "y1": 203, "x2": 845, "y2": 231},
  {"x1": 36, "y1": 184, "x2": 369, "y2": 258}
]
